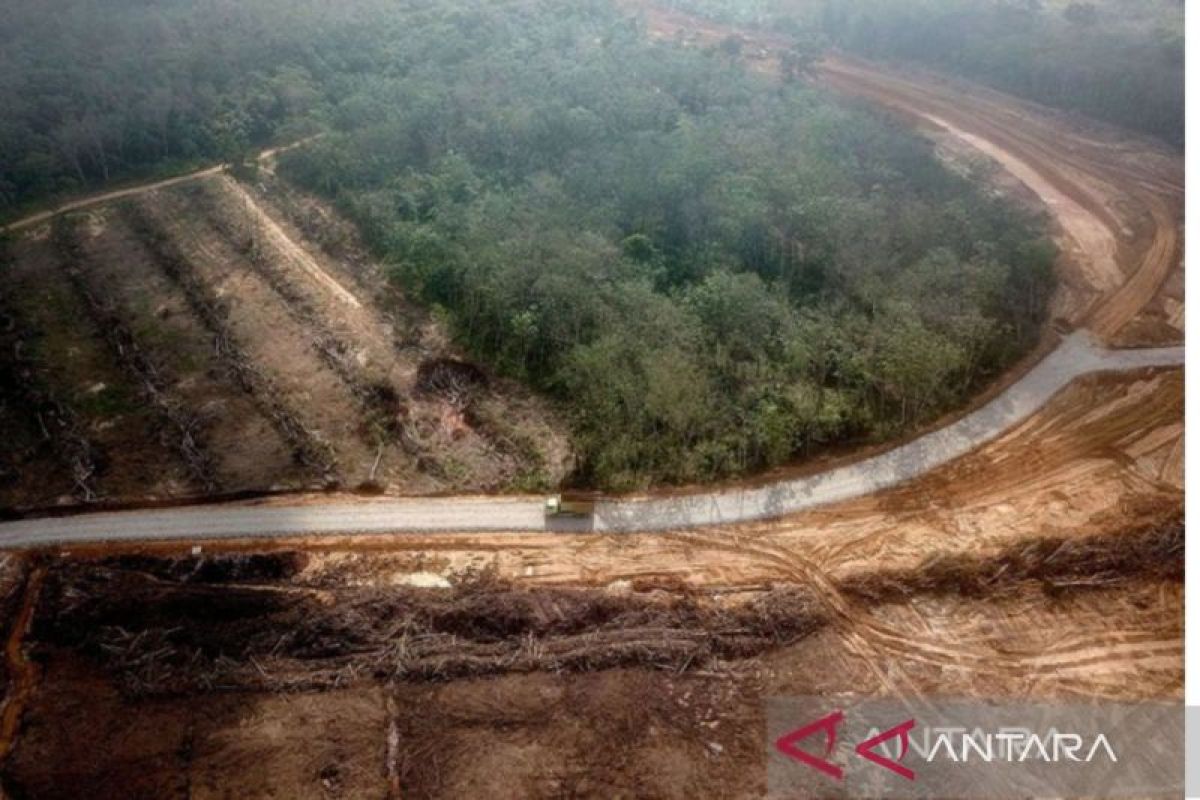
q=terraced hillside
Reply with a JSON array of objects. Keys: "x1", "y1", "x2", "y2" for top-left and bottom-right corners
[{"x1": 0, "y1": 169, "x2": 569, "y2": 511}]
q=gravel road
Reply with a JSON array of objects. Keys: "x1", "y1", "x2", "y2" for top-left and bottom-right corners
[{"x1": 0, "y1": 333, "x2": 1181, "y2": 547}]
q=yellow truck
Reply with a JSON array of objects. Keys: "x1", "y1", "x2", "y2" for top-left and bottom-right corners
[{"x1": 544, "y1": 494, "x2": 595, "y2": 518}]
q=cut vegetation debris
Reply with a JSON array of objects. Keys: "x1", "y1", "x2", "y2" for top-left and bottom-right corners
[
  {"x1": 0, "y1": 520, "x2": 1180, "y2": 797},
  {"x1": 0, "y1": 174, "x2": 568, "y2": 513}
]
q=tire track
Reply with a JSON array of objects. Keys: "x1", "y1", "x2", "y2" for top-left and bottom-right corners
[
  {"x1": 668, "y1": 526, "x2": 1180, "y2": 686},
  {"x1": 817, "y1": 56, "x2": 1182, "y2": 344}
]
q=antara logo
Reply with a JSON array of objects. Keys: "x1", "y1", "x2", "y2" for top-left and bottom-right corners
[{"x1": 775, "y1": 710, "x2": 917, "y2": 782}]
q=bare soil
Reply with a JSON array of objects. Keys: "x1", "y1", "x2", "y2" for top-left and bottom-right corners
[
  {"x1": 219, "y1": 171, "x2": 572, "y2": 491},
  {"x1": 0, "y1": 172, "x2": 569, "y2": 513},
  {"x1": 132, "y1": 186, "x2": 386, "y2": 484},
  {"x1": 86, "y1": 368, "x2": 1176, "y2": 598},
  {"x1": 816, "y1": 56, "x2": 1183, "y2": 346},
  {"x1": 64, "y1": 209, "x2": 303, "y2": 491},
  {"x1": 0, "y1": 8, "x2": 1184, "y2": 797},
  {"x1": 0, "y1": 235, "x2": 194, "y2": 506},
  {"x1": 0, "y1": 520, "x2": 1179, "y2": 798}
]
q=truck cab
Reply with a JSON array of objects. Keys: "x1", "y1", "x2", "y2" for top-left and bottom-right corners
[{"x1": 544, "y1": 494, "x2": 595, "y2": 518}]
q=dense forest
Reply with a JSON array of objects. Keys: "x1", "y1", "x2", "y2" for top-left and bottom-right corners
[
  {"x1": 279, "y1": 0, "x2": 1054, "y2": 487},
  {"x1": 0, "y1": 0, "x2": 343, "y2": 214},
  {"x1": 2, "y1": 0, "x2": 1055, "y2": 488},
  {"x1": 665, "y1": 0, "x2": 1184, "y2": 146},
  {"x1": 3, "y1": 0, "x2": 1179, "y2": 205}
]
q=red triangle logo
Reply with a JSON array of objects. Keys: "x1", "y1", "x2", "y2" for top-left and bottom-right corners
[
  {"x1": 855, "y1": 719, "x2": 916, "y2": 781},
  {"x1": 774, "y1": 710, "x2": 844, "y2": 780}
]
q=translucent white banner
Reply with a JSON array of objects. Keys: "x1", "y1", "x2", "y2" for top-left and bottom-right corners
[{"x1": 768, "y1": 696, "x2": 1183, "y2": 798}]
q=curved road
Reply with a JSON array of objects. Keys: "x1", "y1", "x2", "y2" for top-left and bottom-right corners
[
  {"x1": 0, "y1": 333, "x2": 1181, "y2": 547},
  {"x1": 0, "y1": 44, "x2": 1182, "y2": 548}
]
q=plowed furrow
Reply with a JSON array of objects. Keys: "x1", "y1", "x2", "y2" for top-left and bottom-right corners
[{"x1": 119, "y1": 201, "x2": 340, "y2": 480}]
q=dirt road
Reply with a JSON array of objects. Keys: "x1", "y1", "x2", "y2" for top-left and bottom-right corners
[
  {"x1": 635, "y1": 4, "x2": 1183, "y2": 346},
  {"x1": 0, "y1": 137, "x2": 322, "y2": 236},
  {"x1": 0, "y1": 334, "x2": 1182, "y2": 547},
  {"x1": 0, "y1": 13, "x2": 1183, "y2": 559},
  {"x1": 818, "y1": 56, "x2": 1183, "y2": 346},
  {"x1": 0, "y1": 19, "x2": 1183, "y2": 791}
]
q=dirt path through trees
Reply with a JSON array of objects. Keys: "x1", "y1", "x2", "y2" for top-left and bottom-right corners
[
  {"x1": 0, "y1": 137, "x2": 324, "y2": 237},
  {"x1": 817, "y1": 56, "x2": 1183, "y2": 345}
]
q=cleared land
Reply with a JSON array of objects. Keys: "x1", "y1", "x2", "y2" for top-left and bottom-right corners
[
  {"x1": 0, "y1": 4, "x2": 1183, "y2": 797},
  {"x1": 0, "y1": 170, "x2": 569, "y2": 512},
  {"x1": 0, "y1": 521, "x2": 1180, "y2": 797},
  {"x1": 0, "y1": 333, "x2": 1181, "y2": 546}
]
